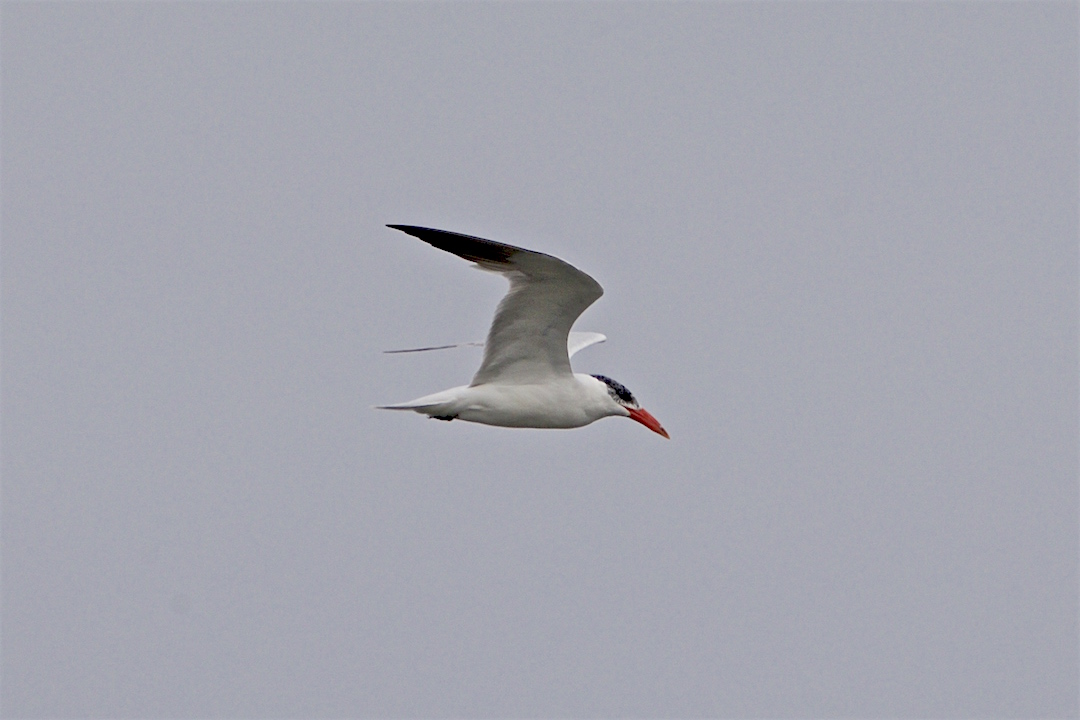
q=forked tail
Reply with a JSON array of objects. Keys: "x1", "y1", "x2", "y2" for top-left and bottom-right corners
[{"x1": 375, "y1": 387, "x2": 464, "y2": 415}]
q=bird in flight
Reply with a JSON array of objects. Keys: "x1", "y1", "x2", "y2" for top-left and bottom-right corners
[{"x1": 378, "y1": 225, "x2": 669, "y2": 438}]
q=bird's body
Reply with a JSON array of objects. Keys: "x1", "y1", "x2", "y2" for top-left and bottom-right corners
[
  {"x1": 379, "y1": 225, "x2": 668, "y2": 438},
  {"x1": 381, "y1": 374, "x2": 618, "y2": 429}
]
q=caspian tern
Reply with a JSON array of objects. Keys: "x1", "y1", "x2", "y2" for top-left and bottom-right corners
[{"x1": 378, "y1": 225, "x2": 669, "y2": 438}]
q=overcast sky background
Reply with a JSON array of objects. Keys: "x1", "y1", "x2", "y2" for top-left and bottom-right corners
[{"x1": 3, "y1": 3, "x2": 1077, "y2": 718}]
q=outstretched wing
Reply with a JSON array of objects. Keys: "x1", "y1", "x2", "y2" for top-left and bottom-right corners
[
  {"x1": 387, "y1": 225, "x2": 603, "y2": 385},
  {"x1": 566, "y1": 331, "x2": 606, "y2": 358},
  {"x1": 384, "y1": 334, "x2": 604, "y2": 358},
  {"x1": 383, "y1": 341, "x2": 485, "y2": 354},
  {"x1": 384, "y1": 331, "x2": 605, "y2": 358}
]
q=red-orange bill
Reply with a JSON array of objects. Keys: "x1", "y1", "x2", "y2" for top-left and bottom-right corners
[{"x1": 627, "y1": 407, "x2": 670, "y2": 439}]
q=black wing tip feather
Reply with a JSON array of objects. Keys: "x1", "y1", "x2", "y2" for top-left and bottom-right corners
[{"x1": 386, "y1": 224, "x2": 518, "y2": 265}]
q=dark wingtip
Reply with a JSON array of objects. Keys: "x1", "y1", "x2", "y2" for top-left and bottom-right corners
[{"x1": 385, "y1": 224, "x2": 519, "y2": 265}]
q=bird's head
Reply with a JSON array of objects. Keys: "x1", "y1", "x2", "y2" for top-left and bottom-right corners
[{"x1": 591, "y1": 374, "x2": 669, "y2": 439}]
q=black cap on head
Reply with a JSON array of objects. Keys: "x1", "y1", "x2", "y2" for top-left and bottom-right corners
[{"x1": 591, "y1": 374, "x2": 637, "y2": 406}]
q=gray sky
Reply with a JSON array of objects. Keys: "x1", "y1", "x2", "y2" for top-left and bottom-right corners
[{"x1": 2, "y1": 2, "x2": 1076, "y2": 717}]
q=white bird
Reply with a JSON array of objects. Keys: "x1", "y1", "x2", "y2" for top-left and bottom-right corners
[{"x1": 378, "y1": 225, "x2": 669, "y2": 438}]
